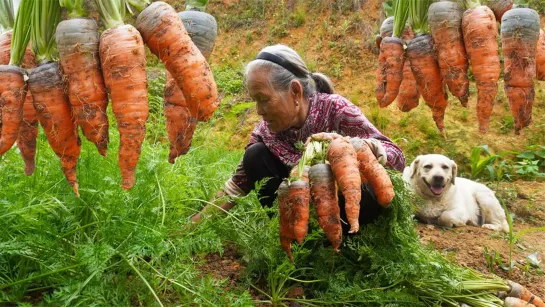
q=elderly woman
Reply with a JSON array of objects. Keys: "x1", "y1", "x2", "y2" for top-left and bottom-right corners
[{"x1": 191, "y1": 44, "x2": 405, "y2": 233}]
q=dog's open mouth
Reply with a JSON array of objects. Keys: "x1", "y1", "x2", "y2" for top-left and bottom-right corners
[{"x1": 423, "y1": 179, "x2": 445, "y2": 195}]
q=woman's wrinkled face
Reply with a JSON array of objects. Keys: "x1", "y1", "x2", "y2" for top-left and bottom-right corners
[{"x1": 246, "y1": 67, "x2": 297, "y2": 133}]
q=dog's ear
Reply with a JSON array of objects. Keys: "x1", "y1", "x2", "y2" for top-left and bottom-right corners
[
  {"x1": 450, "y1": 159, "x2": 458, "y2": 185},
  {"x1": 410, "y1": 156, "x2": 422, "y2": 179}
]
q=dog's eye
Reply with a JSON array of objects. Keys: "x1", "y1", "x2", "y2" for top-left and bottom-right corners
[
  {"x1": 441, "y1": 165, "x2": 449, "y2": 170},
  {"x1": 423, "y1": 165, "x2": 432, "y2": 169}
]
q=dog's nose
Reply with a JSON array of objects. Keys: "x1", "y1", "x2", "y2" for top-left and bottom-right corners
[{"x1": 432, "y1": 175, "x2": 444, "y2": 184}]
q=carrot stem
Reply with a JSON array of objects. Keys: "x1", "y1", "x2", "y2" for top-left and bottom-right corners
[
  {"x1": 30, "y1": 0, "x2": 61, "y2": 64},
  {"x1": 8, "y1": 0, "x2": 33, "y2": 66},
  {"x1": 408, "y1": 0, "x2": 432, "y2": 35},
  {"x1": 186, "y1": 0, "x2": 209, "y2": 11},
  {"x1": 95, "y1": 0, "x2": 126, "y2": 29},
  {"x1": 0, "y1": 0, "x2": 14, "y2": 32},
  {"x1": 59, "y1": 0, "x2": 86, "y2": 18},
  {"x1": 392, "y1": 0, "x2": 409, "y2": 38},
  {"x1": 466, "y1": 0, "x2": 481, "y2": 9},
  {"x1": 126, "y1": 0, "x2": 150, "y2": 14}
]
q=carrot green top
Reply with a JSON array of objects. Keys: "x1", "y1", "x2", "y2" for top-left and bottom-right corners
[
  {"x1": 408, "y1": 0, "x2": 432, "y2": 36},
  {"x1": 8, "y1": 0, "x2": 33, "y2": 66},
  {"x1": 126, "y1": 0, "x2": 150, "y2": 14},
  {"x1": 31, "y1": 0, "x2": 61, "y2": 64},
  {"x1": 466, "y1": 0, "x2": 482, "y2": 10},
  {"x1": 60, "y1": 0, "x2": 87, "y2": 19},
  {"x1": 186, "y1": 0, "x2": 210, "y2": 11},
  {"x1": 95, "y1": 0, "x2": 127, "y2": 29},
  {"x1": 0, "y1": 0, "x2": 14, "y2": 33},
  {"x1": 392, "y1": 0, "x2": 409, "y2": 38}
]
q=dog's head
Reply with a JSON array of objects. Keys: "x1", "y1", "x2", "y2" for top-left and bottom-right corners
[{"x1": 406, "y1": 154, "x2": 457, "y2": 197}]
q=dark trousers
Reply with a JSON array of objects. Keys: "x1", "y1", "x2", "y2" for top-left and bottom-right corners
[{"x1": 243, "y1": 142, "x2": 384, "y2": 234}]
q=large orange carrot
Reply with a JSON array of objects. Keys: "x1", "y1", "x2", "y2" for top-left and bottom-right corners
[
  {"x1": 17, "y1": 92, "x2": 38, "y2": 176},
  {"x1": 501, "y1": 8, "x2": 540, "y2": 135},
  {"x1": 462, "y1": 6, "x2": 500, "y2": 133},
  {"x1": 537, "y1": 29, "x2": 545, "y2": 81},
  {"x1": 288, "y1": 180, "x2": 310, "y2": 244},
  {"x1": 327, "y1": 137, "x2": 361, "y2": 233},
  {"x1": 16, "y1": 48, "x2": 37, "y2": 176},
  {"x1": 429, "y1": 1, "x2": 469, "y2": 107},
  {"x1": 0, "y1": 66, "x2": 27, "y2": 155},
  {"x1": 99, "y1": 24, "x2": 149, "y2": 190},
  {"x1": 136, "y1": 1, "x2": 218, "y2": 121},
  {"x1": 504, "y1": 298, "x2": 536, "y2": 307},
  {"x1": 376, "y1": 37, "x2": 405, "y2": 108},
  {"x1": 28, "y1": 63, "x2": 81, "y2": 196},
  {"x1": 278, "y1": 181, "x2": 295, "y2": 262},
  {"x1": 164, "y1": 72, "x2": 197, "y2": 163},
  {"x1": 350, "y1": 138, "x2": 395, "y2": 207},
  {"x1": 507, "y1": 280, "x2": 545, "y2": 307},
  {"x1": 407, "y1": 35, "x2": 449, "y2": 136},
  {"x1": 309, "y1": 163, "x2": 342, "y2": 252},
  {"x1": 56, "y1": 18, "x2": 109, "y2": 156},
  {"x1": 0, "y1": 30, "x2": 12, "y2": 65},
  {"x1": 396, "y1": 27, "x2": 420, "y2": 112},
  {"x1": 290, "y1": 165, "x2": 309, "y2": 183}
]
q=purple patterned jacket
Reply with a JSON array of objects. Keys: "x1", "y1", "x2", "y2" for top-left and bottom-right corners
[{"x1": 225, "y1": 92, "x2": 406, "y2": 196}]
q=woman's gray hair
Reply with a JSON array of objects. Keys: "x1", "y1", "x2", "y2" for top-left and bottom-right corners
[{"x1": 245, "y1": 44, "x2": 334, "y2": 98}]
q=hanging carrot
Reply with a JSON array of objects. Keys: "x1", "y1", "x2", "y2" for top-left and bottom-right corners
[
  {"x1": 135, "y1": 1, "x2": 218, "y2": 121},
  {"x1": 501, "y1": 8, "x2": 540, "y2": 134},
  {"x1": 375, "y1": 0, "x2": 410, "y2": 108},
  {"x1": 462, "y1": 1, "x2": 500, "y2": 133},
  {"x1": 396, "y1": 24, "x2": 420, "y2": 112},
  {"x1": 56, "y1": 0, "x2": 109, "y2": 156},
  {"x1": 0, "y1": 0, "x2": 32, "y2": 156},
  {"x1": 164, "y1": 72, "x2": 197, "y2": 163},
  {"x1": 28, "y1": 0, "x2": 81, "y2": 196},
  {"x1": 96, "y1": 0, "x2": 149, "y2": 190},
  {"x1": 429, "y1": 0, "x2": 469, "y2": 107}
]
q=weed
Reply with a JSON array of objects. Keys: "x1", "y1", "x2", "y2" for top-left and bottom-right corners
[
  {"x1": 369, "y1": 107, "x2": 390, "y2": 131},
  {"x1": 213, "y1": 65, "x2": 245, "y2": 95}
]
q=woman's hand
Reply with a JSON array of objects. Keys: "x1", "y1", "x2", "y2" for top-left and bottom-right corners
[
  {"x1": 361, "y1": 138, "x2": 387, "y2": 166},
  {"x1": 305, "y1": 132, "x2": 343, "y2": 145}
]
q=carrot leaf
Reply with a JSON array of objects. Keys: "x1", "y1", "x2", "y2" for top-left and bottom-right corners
[
  {"x1": 466, "y1": 0, "x2": 481, "y2": 9},
  {"x1": 0, "y1": 0, "x2": 14, "y2": 33},
  {"x1": 30, "y1": 0, "x2": 61, "y2": 64},
  {"x1": 59, "y1": 0, "x2": 87, "y2": 18},
  {"x1": 126, "y1": 0, "x2": 150, "y2": 15},
  {"x1": 186, "y1": 0, "x2": 210, "y2": 11},
  {"x1": 408, "y1": 0, "x2": 432, "y2": 35},
  {"x1": 95, "y1": 0, "x2": 127, "y2": 29},
  {"x1": 8, "y1": 0, "x2": 33, "y2": 66},
  {"x1": 392, "y1": 0, "x2": 409, "y2": 38}
]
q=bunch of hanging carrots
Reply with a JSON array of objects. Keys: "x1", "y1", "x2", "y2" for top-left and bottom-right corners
[
  {"x1": 375, "y1": 0, "x2": 544, "y2": 136},
  {"x1": 278, "y1": 137, "x2": 395, "y2": 262},
  {"x1": 0, "y1": 0, "x2": 219, "y2": 193}
]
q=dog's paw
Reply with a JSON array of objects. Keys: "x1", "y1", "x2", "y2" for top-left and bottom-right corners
[{"x1": 482, "y1": 224, "x2": 502, "y2": 232}]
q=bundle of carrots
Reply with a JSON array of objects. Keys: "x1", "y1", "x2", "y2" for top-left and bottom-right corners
[
  {"x1": 374, "y1": 0, "x2": 543, "y2": 136},
  {"x1": 278, "y1": 137, "x2": 394, "y2": 262}
]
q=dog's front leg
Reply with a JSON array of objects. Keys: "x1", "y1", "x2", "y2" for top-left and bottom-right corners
[{"x1": 437, "y1": 210, "x2": 467, "y2": 228}]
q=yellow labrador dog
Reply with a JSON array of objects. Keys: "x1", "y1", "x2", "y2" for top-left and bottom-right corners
[{"x1": 403, "y1": 154, "x2": 509, "y2": 232}]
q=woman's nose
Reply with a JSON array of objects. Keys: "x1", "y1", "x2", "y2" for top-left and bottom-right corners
[{"x1": 256, "y1": 103, "x2": 265, "y2": 116}]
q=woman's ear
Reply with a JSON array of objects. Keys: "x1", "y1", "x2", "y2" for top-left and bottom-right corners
[{"x1": 290, "y1": 80, "x2": 304, "y2": 103}]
